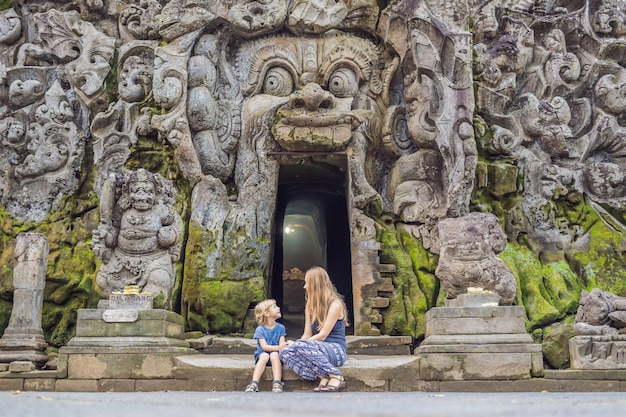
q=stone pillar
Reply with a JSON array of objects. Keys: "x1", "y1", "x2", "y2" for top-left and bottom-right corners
[{"x1": 0, "y1": 233, "x2": 49, "y2": 367}]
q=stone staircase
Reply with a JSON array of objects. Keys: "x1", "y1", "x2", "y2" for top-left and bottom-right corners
[{"x1": 179, "y1": 335, "x2": 418, "y2": 392}]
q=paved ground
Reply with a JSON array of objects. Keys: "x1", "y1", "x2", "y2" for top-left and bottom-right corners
[{"x1": 3, "y1": 391, "x2": 625, "y2": 417}]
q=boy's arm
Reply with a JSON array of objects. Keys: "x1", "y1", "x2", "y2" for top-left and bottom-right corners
[
  {"x1": 259, "y1": 335, "x2": 289, "y2": 352},
  {"x1": 258, "y1": 338, "x2": 281, "y2": 352}
]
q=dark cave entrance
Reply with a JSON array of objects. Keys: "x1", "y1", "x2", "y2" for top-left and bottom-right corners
[{"x1": 271, "y1": 163, "x2": 354, "y2": 338}]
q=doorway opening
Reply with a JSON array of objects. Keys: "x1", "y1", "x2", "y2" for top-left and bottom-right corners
[{"x1": 271, "y1": 164, "x2": 353, "y2": 338}]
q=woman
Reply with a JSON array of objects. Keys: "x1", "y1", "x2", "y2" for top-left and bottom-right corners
[{"x1": 279, "y1": 266, "x2": 348, "y2": 392}]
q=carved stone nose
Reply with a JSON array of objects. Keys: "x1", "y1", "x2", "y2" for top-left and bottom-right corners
[{"x1": 290, "y1": 83, "x2": 334, "y2": 111}]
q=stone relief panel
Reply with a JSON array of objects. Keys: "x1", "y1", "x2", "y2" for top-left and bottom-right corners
[
  {"x1": 1, "y1": 0, "x2": 626, "y2": 345},
  {"x1": 0, "y1": 7, "x2": 113, "y2": 222},
  {"x1": 473, "y1": 2, "x2": 626, "y2": 250},
  {"x1": 570, "y1": 288, "x2": 626, "y2": 369}
]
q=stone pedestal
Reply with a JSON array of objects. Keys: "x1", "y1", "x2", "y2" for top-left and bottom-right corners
[
  {"x1": 58, "y1": 294, "x2": 196, "y2": 381},
  {"x1": 570, "y1": 335, "x2": 626, "y2": 369},
  {"x1": 417, "y1": 293, "x2": 544, "y2": 380},
  {"x1": 0, "y1": 233, "x2": 49, "y2": 368}
]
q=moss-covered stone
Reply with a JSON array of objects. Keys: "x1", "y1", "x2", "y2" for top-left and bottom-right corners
[
  {"x1": 565, "y1": 213, "x2": 626, "y2": 296},
  {"x1": 376, "y1": 215, "x2": 429, "y2": 339},
  {"x1": 541, "y1": 319, "x2": 575, "y2": 369},
  {"x1": 182, "y1": 220, "x2": 265, "y2": 334},
  {"x1": 500, "y1": 243, "x2": 582, "y2": 330}
]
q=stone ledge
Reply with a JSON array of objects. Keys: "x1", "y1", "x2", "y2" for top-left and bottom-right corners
[
  {"x1": 544, "y1": 369, "x2": 626, "y2": 380},
  {"x1": 194, "y1": 335, "x2": 413, "y2": 355}
]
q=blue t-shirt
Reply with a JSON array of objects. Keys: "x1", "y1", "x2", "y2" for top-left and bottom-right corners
[{"x1": 253, "y1": 322, "x2": 287, "y2": 362}]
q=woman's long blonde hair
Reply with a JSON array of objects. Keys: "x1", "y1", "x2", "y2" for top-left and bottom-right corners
[{"x1": 305, "y1": 266, "x2": 349, "y2": 330}]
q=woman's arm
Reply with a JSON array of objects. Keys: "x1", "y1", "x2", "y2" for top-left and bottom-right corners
[
  {"x1": 307, "y1": 301, "x2": 342, "y2": 342},
  {"x1": 300, "y1": 311, "x2": 313, "y2": 339}
]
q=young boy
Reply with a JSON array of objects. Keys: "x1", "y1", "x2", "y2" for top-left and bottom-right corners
[{"x1": 244, "y1": 299, "x2": 288, "y2": 393}]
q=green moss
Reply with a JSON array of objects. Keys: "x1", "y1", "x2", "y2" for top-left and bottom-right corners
[
  {"x1": 565, "y1": 213, "x2": 626, "y2": 296},
  {"x1": 398, "y1": 224, "x2": 439, "y2": 309},
  {"x1": 376, "y1": 215, "x2": 428, "y2": 339},
  {"x1": 0, "y1": 300, "x2": 11, "y2": 332},
  {"x1": 183, "y1": 220, "x2": 264, "y2": 333},
  {"x1": 500, "y1": 244, "x2": 582, "y2": 330},
  {"x1": 0, "y1": 0, "x2": 12, "y2": 11},
  {"x1": 186, "y1": 277, "x2": 264, "y2": 334}
]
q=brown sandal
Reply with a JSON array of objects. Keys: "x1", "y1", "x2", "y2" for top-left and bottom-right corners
[
  {"x1": 320, "y1": 376, "x2": 345, "y2": 392},
  {"x1": 312, "y1": 378, "x2": 329, "y2": 392}
]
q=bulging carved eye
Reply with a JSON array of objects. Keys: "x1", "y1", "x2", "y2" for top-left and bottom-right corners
[
  {"x1": 263, "y1": 67, "x2": 294, "y2": 96},
  {"x1": 328, "y1": 68, "x2": 358, "y2": 97}
]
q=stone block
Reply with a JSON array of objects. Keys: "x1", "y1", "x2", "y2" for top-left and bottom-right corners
[
  {"x1": 0, "y1": 376, "x2": 23, "y2": 391},
  {"x1": 391, "y1": 379, "x2": 439, "y2": 392},
  {"x1": 54, "y1": 379, "x2": 99, "y2": 392},
  {"x1": 98, "y1": 378, "x2": 137, "y2": 392},
  {"x1": 56, "y1": 353, "x2": 68, "y2": 379},
  {"x1": 72, "y1": 352, "x2": 173, "y2": 379},
  {"x1": 9, "y1": 361, "x2": 35, "y2": 372},
  {"x1": 135, "y1": 378, "x2": 190, "y2": 392},
  {"x1": 439, "y1": 378, "x2": 559, "y2": 392},
  {"x1": 419, "y1": 351, "x2": 533, "y2": 380},
  {"x1": 569, "y1": 335, "x2": 626, "y2": 370},
  {"x1": 557, "y1": 379, "x2": 621, "y2": 392},
  {"x1": 426, "y1": 316, "x2": 527, "y2": 336},
  {"x1": 23, "y1": 377, "x2": 55, "y2": 391},
  {"x1": 489, "y1": 162, "x2": 518, "y2": 196},
  {"x1": 74, "y1": 309, "x2": 186, "y2": 340}
]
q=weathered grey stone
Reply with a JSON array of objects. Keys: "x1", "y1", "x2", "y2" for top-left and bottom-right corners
[
  {"x1": 69, "y1": 309, "x2": 188, "y2": 340},
  {"x1": 419, "y1": 351, "x2": 533, "y2": 380},
  {"x1": 434, "y1": 214, "x2": 517, "y2": 305},
  {"x1": 9, "y1": 361, "x2": 35, "y2": 373},
  {"x1": 0, "y1": 233, "x2": 49, "y2": 367},
  {"x1": 543, "y1": 321, "x2": 575, "y2": 369},
  {"x1": 419, "y1": 295, "x2": 543, "y2": 380},
  {"x1": 570, "y1": 335, "x2": 626, "y2": 370},
  {"x1": 59, "y1": 346, "x2": 195, "y2": 380}
]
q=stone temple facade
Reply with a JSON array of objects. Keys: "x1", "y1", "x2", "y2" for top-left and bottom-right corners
[{"x1": 0, "y1": 0, "x2": 625, "y2": 372}]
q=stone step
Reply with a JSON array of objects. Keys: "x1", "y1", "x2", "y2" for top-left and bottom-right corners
[
  {"x1": 173, "y1": 353, "x2": 421, "y2": 392},
  {"x1": 190, "y1": 335, "x2": 413, "y2": 356}
]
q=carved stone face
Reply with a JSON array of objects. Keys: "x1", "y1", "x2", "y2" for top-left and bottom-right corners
[
  {"x1": 15, "y1": 135, "x2": 69, "y2": 178},
  {"x1": 9, "y1": 79, "x2": 44, "y2": 108},
  {"x1": 0, "y1": 117, "x2": 26, "y2": 146},
  {"x1": 240, "y1": 32, "x2": 382, "y2": 152},
  {"x1": 129, "y1": 181, "x2": 156, "y2": 211}
]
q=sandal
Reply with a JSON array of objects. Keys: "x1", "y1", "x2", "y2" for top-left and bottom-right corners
[
  {"x1": 320, "y1": 376, "x2": 345, "y2": 392},
  {"x1": 312, "y1": 377, "x2": 329, "y2": 392},
  {"x1": 272, "y1": 380, "x2": 284, "y2": 393},
  {"x1": 244, "y1": 380, "x2": 259, "y2": 392}
]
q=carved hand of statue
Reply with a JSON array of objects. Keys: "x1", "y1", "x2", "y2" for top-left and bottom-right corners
[{"x1": 92, "y1": 224, "x2": 116, "y2": 263}]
